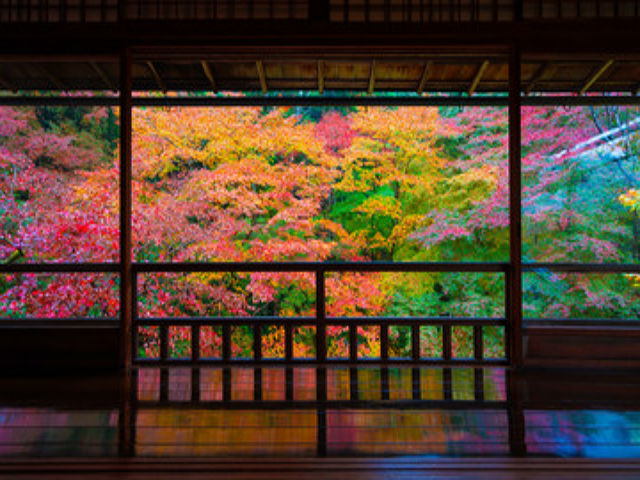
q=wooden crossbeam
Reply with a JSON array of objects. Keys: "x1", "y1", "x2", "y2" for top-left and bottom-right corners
[
  {"x1": 201, "y1": 60, "x2": 217, "y2": 92},
  {"x1": 89, "y1": 61, "x2": 115, "y2": 91},
  {"x1": 525, "y1": 62, "x2": 551, "y2": 95},
  {"x1": 417, "y1": 61, "x2": 432, "y2": 94},
  {"x1": 468, "y1": 60, "x2": 489, "y2": 96},
  {"x1": 318, "y1": 60, "x2": 324, "y2": 95},
  {"x1": 579, "y1": 59, "x2": 614, "y2": 94},
  {"x1": 146, "y1": 61, "x2": 167, "y2": 92},
  {"x1": 41, "y1": 66, "x2": 64, "y2": 91},
  {"x1": 256, "y1": 60, "x2": 268, "y2": 94},
  {"x1": 368, "y1": 60, "x2": 376, "y2": 95}
]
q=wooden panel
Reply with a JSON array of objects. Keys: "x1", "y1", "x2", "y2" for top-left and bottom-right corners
[
  {"x1": 0, "y1": 326, "x2": 119, "y2": 374},
  {"x1": 525, "y1": 327, "x2": 640, "y2": 369}
]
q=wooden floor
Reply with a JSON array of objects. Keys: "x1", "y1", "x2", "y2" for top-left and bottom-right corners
[
  {"x1": 2, "y1": 458, "x2": 640, "y2": 479},
  {"x1": 1, "y1": 367, "x2": 640, "y2": 477}
]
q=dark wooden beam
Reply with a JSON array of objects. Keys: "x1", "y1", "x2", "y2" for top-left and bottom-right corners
[
  {"x1": 146, "y1": 61, "x2": 166, "y2": 92},
  {"x1": 508, "y1": 47, "x2": 523, "y2": 369},
  {"x1": 367, "y1": 59, "x2": 376, "y2": 95},
  {"x1": 201, "y1": 60, "x2": 217, "y2": 92},
  {"x1": 468, "y1": 60, "x2": 489, "y2": 96},
  {"x1": 417, "y1": 60, "x2": 432, "y2": 94},
  {"x1": 40, "y1": 66, "x2": 64, "y2": 90},
  {"x1": 317, "y1": 60, "x2": 324, "y2": 94},
  {"x1": 524, "y1": 62, "x2": 553, "y2": 95},
  {"x1": 118, "y1": 47, "x2": 134, "y2": 457},
  {"x1": 89, "y1": 61, "x2": 115, "y2": 91},
  {"x1": 579, "y1": 59, "x2": 614, "y2": 94},
  {"x1": 256, "y1": 60, "x2": 268, "y2": 93}
]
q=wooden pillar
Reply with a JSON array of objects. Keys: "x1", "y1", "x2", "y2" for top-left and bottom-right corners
[
  {"x1": 508, "y1": 46, "x2": 523, "y2": 368},
  {"x1": 118, "y1": 46, "x2": 134, "y2": 457}
]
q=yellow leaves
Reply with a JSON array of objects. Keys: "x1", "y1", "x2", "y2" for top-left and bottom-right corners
[
  {"x1": 354, "y1": 196, "x2": 402, "y2": 220},
  {"x1": 389, "y1": 214, "x2": 428, "y2": 245},
  {"x1": 449, "y1": 165, "x2": 499, "y2": 187},
  {"x1": 625, "y1": 274, "x2": 640, "y2": 289},
  {"x1": 619, "y1": 189, "x2": 640, "y2": 211}
]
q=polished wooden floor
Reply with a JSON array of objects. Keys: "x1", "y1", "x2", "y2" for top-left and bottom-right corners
[{"x1": 0, "y1": 367, "x2": 639, "y2": 478}]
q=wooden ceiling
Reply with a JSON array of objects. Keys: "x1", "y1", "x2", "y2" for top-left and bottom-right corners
[{"x1": 0, "y1": 55, "x2": 638, "y2": 94}]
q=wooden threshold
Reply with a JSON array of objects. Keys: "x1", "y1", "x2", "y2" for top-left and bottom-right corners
[{"x1": 1, "y1": 458, "x2": 640, "y2": 479}]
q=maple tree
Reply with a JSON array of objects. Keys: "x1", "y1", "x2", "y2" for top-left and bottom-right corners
[{"x1": 1, "y1": 101, "x2": 639, "y2": 360}]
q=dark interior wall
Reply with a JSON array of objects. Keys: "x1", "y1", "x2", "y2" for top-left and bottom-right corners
[
  {"x1": 524, "y1": 327, "x2": 640, "y2": 369},
  {"x1": 0, "y1": 326, "x2": 119, "y2": 375},
  {"x1": 1, "y1": 325, "x2": 639, "y2": 374}
]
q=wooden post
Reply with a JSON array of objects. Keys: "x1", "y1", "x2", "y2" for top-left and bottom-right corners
[
  {"x1": 118, "y1": 46, "x2": 133, "y2": 457},
  {"x1": 508, "y1": 46, "x2": 523, "y2": 368}
]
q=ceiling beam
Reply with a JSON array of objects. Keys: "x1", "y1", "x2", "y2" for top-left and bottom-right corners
[
  {"x1": 89, "y1": 61, "x2": 115, "y2": 91},
  {"x1": 468, "y1": 60, "x2": 489, "y2": 96},
  {"x1": 317, "y1": 60, "x2": 324, "y2": 95},
  {"x1": 40, "y1": 66, "x2": 64, "y2": 91},
  {"x1": 201, "y1": 60, "x2": 217, "y2": 92},
  {"x1": 256, "y1": 60, "x2": 268, "y2": 94},
  {"x1": 579, "y1": 59, "x2": 614, "y2": 94},
  {"x1": 417, "y1": 61, "x2": 432, "y2": 94},
  {"x1": 367, "y1": 60, "x2": 376, "y2": 95},
  {"x1": 146, "y1": 61, "x2": 167, "y2": 92},
  {"x1": 524, "y1": 62, "x2": 552, "y2": 95}
]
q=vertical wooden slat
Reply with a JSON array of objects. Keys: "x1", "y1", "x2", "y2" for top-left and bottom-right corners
[
  {"x1": 222, "y1": 323, "x2": 231, "y2": 400},
  {"x1": 380, "y1": 325, "x2": 389, "y2": 401},
  {"x1": 159, "y1": 325, "x2": 168, "y2": 361},
  {"x1": 474, "y1": 325, "x2": 483, "y2": 361},
  {"x1": 349, "y1": 324, "x2": 357, "y2": 362},
  {"x1": 316, "y1": 270, "x2": 326, "y2": 362},
  {"x1": 254, "y1": 324, "x2": 262, "y2": 362},
  {"x1": 285, "y1": 323, "x2": 293, "y2": 361},
  {"x1": 254, "y1": 324, "x2": 262, "y2": 400},
  {"x1": 508, "y1": 46, "x2": 523, "y2": 368},
  {"x1": 442, "y1": 324, "x2": 452, "y2": 361},
  {"x1": 380, "y1": 323, "x2": 389, "y2": 363},
  {"x1": 412, "y1": 323, "x2": 420, "y2": 361},
  {"x1": 191, "y1": 325, "x2": 200, "y2": 402}
]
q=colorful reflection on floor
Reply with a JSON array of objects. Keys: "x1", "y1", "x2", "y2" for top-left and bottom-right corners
[
  {"x1": 0, "y1": 409, "x2": 118, "y2": 457},
  {"x1": 0, "y1": 367, "x2": 639, "y2": 458}
]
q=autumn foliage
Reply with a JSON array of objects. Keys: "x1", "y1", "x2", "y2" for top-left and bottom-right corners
[{"x1": 1, "y1": 101, "x2": 639, "y2": 359}]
